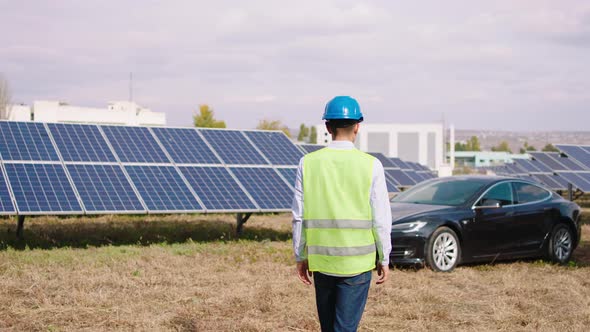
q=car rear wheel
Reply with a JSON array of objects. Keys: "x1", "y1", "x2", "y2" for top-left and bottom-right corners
[
  {"x1": 425, "y1": 227, "x2": 461, "y2": 272},
  {"x1": 548, "y1": 224, "x2": 573, "y2": 264}
]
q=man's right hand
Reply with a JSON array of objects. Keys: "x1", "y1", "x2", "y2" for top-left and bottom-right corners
[
  {"x1": 296, "y1": 260, "x2": 312, "y2": 285},
  {"x1": 376, "y1": 263, "x2": 389, "y2": 284}
]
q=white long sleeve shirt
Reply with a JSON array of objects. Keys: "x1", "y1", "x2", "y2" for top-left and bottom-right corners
[{"x1": 292, "y1": 140, "x2": 393, "y2": 267}]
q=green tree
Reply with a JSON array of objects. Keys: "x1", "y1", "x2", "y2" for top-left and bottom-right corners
[
  {"x1": 309, "y1": 126, "x2": 318, "y2": 144},
  {"x1": 256, "y1": 119, "x2": 291, "y2": 138},
  {"x1": 297, "y1": 123, "x2": 309, "y2": 142},
  {"x1": 542, "y1": 143, "x2": 559, "y2": 152},
  {"x1": 491, "y1": 141, "x2": 512, "y2": 153},
  {"x1": 465, "y1": 136, "x2": 481, "y2": 151},
  {"x1": 193, "y1": 104, "x2": 226, "y2": 128},
  {"x1": 519, "y1": 141, "x2": 537, "y2": 154}
]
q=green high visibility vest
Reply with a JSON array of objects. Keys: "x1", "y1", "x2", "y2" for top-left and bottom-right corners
[{"x1": 303, "y1": 147, "x2": 376, "y2": 275}]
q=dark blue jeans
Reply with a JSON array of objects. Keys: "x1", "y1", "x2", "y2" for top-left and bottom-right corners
[{"x1": 313, "y1": 270, "x2": 372, "y2": 332}]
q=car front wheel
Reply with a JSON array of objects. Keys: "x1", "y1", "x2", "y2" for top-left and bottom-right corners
[
  {"x1": 425, "y1": 227, "x2": 461, "y2": 272},
  {"x1": 548, "y1": 224, "x2": 574, "y2": 264}
]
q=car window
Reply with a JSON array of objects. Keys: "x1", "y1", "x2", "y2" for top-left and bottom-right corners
[
  {"x1": 392, "y1": 179, "x2": 489, "y2": 206},
  {"x1": 477, "y1": 182, "x2": 513, "y2": 206},
  {"x1": 513, "y1": 182, "x2": 550, "y2": 204}
]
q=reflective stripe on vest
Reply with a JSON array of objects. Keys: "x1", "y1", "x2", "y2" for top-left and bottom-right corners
[{"x1": 303, "y1": 148, "x2": 376, "y2": 276}]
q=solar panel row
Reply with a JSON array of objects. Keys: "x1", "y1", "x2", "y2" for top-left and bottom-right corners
[{"x1": 0, "y1": 122, "x2": 301, "y2": 215}]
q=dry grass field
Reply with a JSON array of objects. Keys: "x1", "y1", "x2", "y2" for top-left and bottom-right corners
[{"x1": 0, "y1": 214, "x2": 589, "y2": 331}]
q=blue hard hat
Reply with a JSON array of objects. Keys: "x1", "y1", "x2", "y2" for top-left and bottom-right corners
[{"x1": 322, "y1": 96, "x2": 363, "y2": 121}]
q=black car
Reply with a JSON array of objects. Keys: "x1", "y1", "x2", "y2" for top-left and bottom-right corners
[{"x1": 389, "y1": 176, "x2": 582, "y2": 272}]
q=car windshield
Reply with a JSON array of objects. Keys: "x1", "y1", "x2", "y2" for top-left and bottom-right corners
[{"x1": 391, "y1": 179, "x2": 490, "y2": 206}]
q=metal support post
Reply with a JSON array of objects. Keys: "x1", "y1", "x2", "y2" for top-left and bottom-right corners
[
  {"x1": 236, "y1": 213, "x2": 253, "y2": 235},
  {"x1": 568, "y1": 183, "x2": 573, "y2": 201},
  {"x1": 16, "y1": 215, "x2": 25, "y2": 240}
]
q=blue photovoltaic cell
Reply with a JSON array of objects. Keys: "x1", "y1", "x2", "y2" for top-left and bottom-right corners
[
  {"x1": 277, "y1": 168, "x2": 297, "y2": 188},
  {"x1": 230, "y1": 167, "x2": 293, "y2": 210},
  {"x1": 200, "y1": 130, "x2": 268, "y2": 165},
  {"x1": 406, "y1": 162, "x2": 423, "y2": 171},
  {"x1": 531, "y1": 174, "x2": 563, "y2": 190},
  {"x1": 5, "y1": 163, "x2": 81, "y2": 213},
  {"x1": 0, "y1": 168, "x2": 15, "y2": 213},
  {"x1": 505, "y1": 163, "x2": 526, "y2": 174},
  {"x1": 385, "y1": 177, "x2": 400, "y2": 193},
  {"x1": 301, "y1": 144, "x2": 324, "y2": 154},
  {"x1": 368, "y1": 153, "x2": 397, "y2": 168},
  {"x1": 101, "y1": 126, "x2": 169, "y2": 163},
  {"x1": 67, "y1": 164, "x2": 144, "y2": 212},
  {"x1": 390, "y1": 158, "x2": 411, "y2": 170},
  {"x1": 125, "y1": 166, "x2": 202, "y2": 211},
  {"x1": 47, "y1": 123, "x2": 116, "y2": 162},
  {"x1": 529, "y1": 159, "x2": 552, "y2": 173},
  {"x1": 387, "y1": 169, "x2": 415, "y2": 186},
  {"x1": 556, "y1": 145, "x2": 590, "y2": 169},
  {"x1": 151, "y1": 127, "x2": 221, "y2": 164},
  {"x1": 514, "y1": 159, "x2": 542, "y2": 173},
  {"x1": 179, "y1": 166, "x2": 257, "y2": 211},
  {"x1": 530, "y1": 152, "x2": 566, "y2": 171},
  {"x1": 245, "y1": 131, "x2": 304, "y2": 165},
  {"x1": 405, "y1": 170, "x2": 425, "y2": 183},
  {"x1": 0, "y1": 122, "x2": 59, "y2": 161},
  {"x1": 556, "y1": 172, "x2": 590, "y2": 192}
]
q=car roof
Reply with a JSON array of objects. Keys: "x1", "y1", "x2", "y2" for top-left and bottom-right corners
[{"x1": 433, "y1": 175, "x2": 524, "y2": 185}]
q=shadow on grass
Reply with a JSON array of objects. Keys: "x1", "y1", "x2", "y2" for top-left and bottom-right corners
[{"x1": 0, "y1": 215, "x2": 292, "y2": 251}]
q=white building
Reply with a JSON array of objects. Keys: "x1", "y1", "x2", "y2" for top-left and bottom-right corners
[
  {"x1": 316, "y1": 122, "x2": 444, "y2": 170},
  {"x1": 5, "y1": 100, "x2": 166, "y2": 126}
]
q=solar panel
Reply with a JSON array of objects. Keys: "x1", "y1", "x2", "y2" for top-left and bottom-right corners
[
  {"x1": 179, "y1": 166, "x2": 257, "y2": 211},
  {"x1": 386, "y1": 169, "x2": 415, "y2": 186},
  {"x1": 531, "y1": 174, "x2": 564, "y2": 190},
  {"x1": 405, "y1": 170, "x2": 425, "y2": 183},
  {"x1": 530, "y1": 152, "x2": 567, "y2": 171},
  {"x1": 556, "y1": 172, "x2": 590, "y2": 192},
  {"x1": 125, "y1": 165, "x2": 202, "y2": 212},
  {"x1": 276, "y1": 167, "x2": 297, "y2": 188},
  {"x1": 200, "y1": 130, "x2": 268, "y2": 165},
  {"x1": 245, "y1": 131, "x2": 304, "y2": 165},
  {"x1": 0, "y1": 122, "x2": 59, "y2": 161},
  {"x1": 101, "y1": 126, "x2": 169, "y2": 163},
  {"x1": 67, "y1": 164, "x2": 145, "y2": 213},
  {"x1": 0, "y1": 167, "x2": 15, "y2": 214},
  {"x1": 551, "y1": 174, "x2": 570, "y2": 189},
  {"x1": 505, "y1": 163, "x2": 526, "y2": 175},
  {"x1": 47, "y1": 123, "x2": 117, "y2": 162},
  {"x1": 555, "y1": 145, "x2": 590, "y2": 169},
  {"x1": 385, "y1": 177, "x2": 400, "y2": 193},
  {"x1": 368, "y1": 152, "x2": 397, "y2": 168},
  {"x1": 514, "y1": 159, "x2": 543, "y2": 173},
  {"x1": 406, "y1": 162, "x2": 423, "y2": 171},
  {"x1": 300, "y1": 144, "x2": 324, "y2": 154},
  {"x1": 151, "y1": 127, "x2": 221, "y2": 164},
  {"x1": 390, "y1": 157, "x2": 411, "y2": 170},
  {"x1": 4, "y1": 163, "x2": 82, "y2": 213},
  {"x1": 229, "y1": 167, "x2": 293, "y2": 210}
]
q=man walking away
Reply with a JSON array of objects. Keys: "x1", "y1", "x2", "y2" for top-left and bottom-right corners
[{"x1": 292, "y1": 96, "x2": 392, "y2": 332}]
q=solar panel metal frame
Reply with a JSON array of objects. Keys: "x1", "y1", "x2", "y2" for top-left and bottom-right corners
[
  {"x1": 555, "y1": 172, "x2": 590, "y2": 192},
  {"x1": 198, "y1": 128, "x2": 270, "y2": 166},
  {"x1": 0, "y1": 162, "x2": 17, "y2": 215},
  {"x1": 150, "y1": 127, "x2": 222, "y2": 165},
  {"x1": 179, "y1": 165, "x2": 259, "y2": 213},
  {"x1": 228, "y1": 166, "x2": 294, "y2": 212},
  {"x1": 555, "y1": 144, "x2": 590, "y2": 170},
  {"x1": 65, "y1": 162, "x2": 147, "y2": 214},
  {"x1": 0, "y1": 121, "x2": 61, "y2": 162},
  {"x1": 47, "y1": 122, "x2": 118, "y2": 163},
  {"x1": 3, "y1": 161, "x2": 85, "y2": 215},
  {"x1": 244, "y1": 130, "x2": 304, "y2": 166}
]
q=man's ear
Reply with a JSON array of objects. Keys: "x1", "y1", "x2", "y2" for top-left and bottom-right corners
[
  {"x1": 353, "y1": 123, "x2": 360, "y2": 134},
  {"x1": 326, "y1": 122, "x2": 332, "y2": 134}
]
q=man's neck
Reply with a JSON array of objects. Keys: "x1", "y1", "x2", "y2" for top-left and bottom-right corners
[{"x1": 331, "y1": 136, "x2": 355, "y2": 143}]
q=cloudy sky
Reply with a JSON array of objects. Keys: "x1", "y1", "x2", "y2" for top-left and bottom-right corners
[{"x1": 2, "y1": 1, "x2": 590, "y2": 130}]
